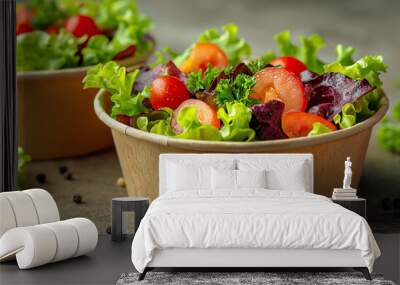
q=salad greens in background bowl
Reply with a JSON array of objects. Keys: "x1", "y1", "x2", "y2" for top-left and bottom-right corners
[
  {"x1": 16, "y1": 0, "x2": 155, "y2": 159},
  {"x1": 86, "y1": 24, "x2": 388, "y2": 200}
]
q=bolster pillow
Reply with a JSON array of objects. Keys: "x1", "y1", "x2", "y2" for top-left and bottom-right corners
[
  {"x1": 0, "y1": 189, "x2": 60, "y2": 237},
  {"x1": 0, "y1": 218, "x2": 98, "y2": 269}
]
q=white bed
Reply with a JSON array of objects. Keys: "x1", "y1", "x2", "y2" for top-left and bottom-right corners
[{"x1": 131, "y1": 154, "x2": 380, "y2": 280}]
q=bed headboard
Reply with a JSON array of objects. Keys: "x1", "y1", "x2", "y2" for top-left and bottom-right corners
[{"x1": 159, "y1": 153, "x2": 314, "y2": 195}]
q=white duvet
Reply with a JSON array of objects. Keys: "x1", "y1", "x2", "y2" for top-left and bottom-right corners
[{"x1": 131, "y1": 190, "x2": 380, "y2": 273}]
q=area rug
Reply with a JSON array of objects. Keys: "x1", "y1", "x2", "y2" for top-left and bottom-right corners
[{"x1": 116, "y1": 272, "x2": 396, "y2": 285}]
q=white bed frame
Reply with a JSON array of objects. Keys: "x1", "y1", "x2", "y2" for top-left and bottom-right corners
[{"x1": 139, "y1": 154, "x2": 371, "y2": 280}]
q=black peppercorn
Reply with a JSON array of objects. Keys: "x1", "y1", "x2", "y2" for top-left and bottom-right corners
[
  {"x1": 59, "y1": 166, "x2": 68, "y2": 175},
  {"x1": 36, "y1": 173, "x2": 46, "y2": 184},
  {"x1": 73, "y1": 194, "x2": 82, "y2": 204}
]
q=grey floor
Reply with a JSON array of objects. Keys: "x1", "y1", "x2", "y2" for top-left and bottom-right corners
[{"x1": 1, "y1": 234, "x2": 399, "y2": 285}]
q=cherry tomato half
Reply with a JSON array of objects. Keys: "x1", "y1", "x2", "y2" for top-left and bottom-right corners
[
  {"x1": 64, "y1": 15, "x2": 101, "y2": 38},
  {"x1": 270, "y1": 56, "x2": 307, "y2": 77},
  {"x1": 150, "y1": 75, "x2": 190, "y2": 110},
  {"x1": 251, "y1": 67, "x2": 307, "y2": 114},
  {"x1": 16, "y1": 22, "x2": 35, "y2": 35},
  {"x1": 171, "y1": 99, "x2": 220, "y2": 133},
  {"x1": 180, "y1": 43, "x2": 228, "y2": 73},
  {"x1": 282, "y1": 112, "x2": 336, "y2": 138}
]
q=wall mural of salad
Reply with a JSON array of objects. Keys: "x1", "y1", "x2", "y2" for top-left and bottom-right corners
[
  {"x1": 16, "y1": 0, "x2": 153, "y2": 71},
  {"x1": 83, "y1": 24, "x2": 387, "y2": 142}
]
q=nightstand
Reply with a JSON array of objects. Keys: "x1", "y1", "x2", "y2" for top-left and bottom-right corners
[
  {"x1": 331, "y1": 198, "x2": 366, "y2": 219},
  {"x1": 111, "y1": 197, "x2": 150, "y2": 242}
]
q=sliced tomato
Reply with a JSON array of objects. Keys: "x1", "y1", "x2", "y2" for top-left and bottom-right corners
[
  {"x1": 150, "y1": 75, "x2": 190, "y2": 110},
  {"x1": 180, "y1": 43, "x2": 228, "y2": 73},
  {"x1": 64, "y1": 15, "x2": 101, "y2": 38},
  {"x1": 270, "y1": 56, "x2": 307, "y2": 77},
  {"x1": 113, "y1": 45, "x2": 136, "y2": 61},
  {"x1": 16, "y1": 21, "x2": 35, "y2": 35},
  {"x1": 251, "y1": 67, "x2": 307, "y2": 114},
  {"x1": 171, "y1": 99, "x2": 220, "y2": 133},
  {"x1": 16, "y1": 4, "x2": 33, "y2": 26},
  {"x1": 282, "y1": 112, "x2": 336, "y2": 138}
]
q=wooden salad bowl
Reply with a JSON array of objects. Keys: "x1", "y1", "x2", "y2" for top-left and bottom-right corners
[
  {"x1": 17, "y1": 37, "x2": 155, "y2": 160},
  {"x1": 95, "y1": 89, "x2": 388, "y2": 199}
]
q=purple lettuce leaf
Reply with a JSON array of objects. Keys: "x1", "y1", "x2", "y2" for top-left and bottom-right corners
[
  {"x1": 250, "y1": 100, "x2": 288, "y2": 140},
  {"x1": 133, "y1": 60, "x2": 187, "y2": 93},
  {"x1": 304, "y1": 72, "x2": 375, "y2": 120}
]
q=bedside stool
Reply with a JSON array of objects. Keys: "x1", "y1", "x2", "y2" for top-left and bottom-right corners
[
  {"x1": 331, "y1": 198, "x2": 366, "y2": 219},
  {"x1": 111, "y1": 197, "x2": 150, "y2": 242}
]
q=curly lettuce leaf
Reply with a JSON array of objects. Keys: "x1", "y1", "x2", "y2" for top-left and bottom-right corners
[
  {"x1": 274, "y1": 30, "x2": 325, "y2": 74},
  {"x1": 332, "y1": 103, "x2": 357, "y2": 129},
  {"x1": 175, "y1": 107, "x2": 221, "y2": 141},
  {"x1": 17, "y1": 30, "x2": 84, "y2": 71},
  {"x1": 27, "y1": 0, "x2": 80, "y2": 29},
  {"x1": 377, "y1": 102, "x2": 400, "y2": 153},
  {"x1": 217, "y1": 102, "x2": 255, "y2": 141},
  {"x1": 214, "y1": 73, "x2": 257, "y2": 107},
  {"x1": 308, "y1": 122, "x2": 334, "y2": 137},
  {"x1": 174, "y1": 24, "x2": 251, "y2": 67},
  {"x1": 136, "y1": 108, "x2": 175, "y2": 136},
  {"x1": 83, "y1": 61, "x2": 147, "y2": 117},
  {"x1": 323, "y1": 55, "x2": 387, "y2": 88},
  {"x1": 334, "y1": 44, "x2": 355, "y2": 66}
]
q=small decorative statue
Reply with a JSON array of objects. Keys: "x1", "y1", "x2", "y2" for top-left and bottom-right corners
[{"x1": 342, "y1": 156, "x2": 353, "y2": 189}]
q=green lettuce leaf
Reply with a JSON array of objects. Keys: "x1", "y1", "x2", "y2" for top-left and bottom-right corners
[
  {"x1": 217, "y1": 102, "x2": 255, "y2": 141},
  {"x1": 175, "y1": 107, "x2": 221, "y2": 141},
  {"x1": 17, "y1": 30, "x2": 84, "y2": 71},
  {"x1": 323, "y1": 55, "x2": 387, "y2": 87},
  {"x1": 198, "y1": 24, "x2": 251, "y2": 65},
  {"x1": 308, "y1": 122, "x2": 334, "y2": 137},
  {"x1": 83, "y1": 61, "x2": 147, "y2": 117},
  {"x1": 334, "y1": 44, "x2": 355, "y2": 66},
  {"x1": 214, "y1": 73, "x2": 258, "y2": 107},
  {"x1": 333, "y1": 103, "x2": 357, "y2": 129},
  {"x1": 274, "y1": 30, "x2": 325, "y2": 73},
  {"x1": 136, "y1": 108, "x2": 175, "y2": 136},
  {"x1": 377, "y1": 102, "x2": 400, "y2": 153}
]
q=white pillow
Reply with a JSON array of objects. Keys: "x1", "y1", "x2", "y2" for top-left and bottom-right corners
[
  {"x1": 236, "y1": 169, "x2": 267, "y2": 189},
  {"x1": 167, "y1": 160, "x2": 235, "y2": 191},
  {"x1": 211, "y1": 168, "x2": 236, "y2": 190},
  {"x1": 211, "y1": 169, "x2": 267, "y2": 190},
  {"x1": 237, "y1": 159, "x2": 309, "y2": 191}
]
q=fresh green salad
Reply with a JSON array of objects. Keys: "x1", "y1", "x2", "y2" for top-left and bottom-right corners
[
  {"x1": 16, "y1": 0, "x2": 153, "y2": 71},
  {"x1": 84, "y1": 24, "x2": 387, "y2": 142}
]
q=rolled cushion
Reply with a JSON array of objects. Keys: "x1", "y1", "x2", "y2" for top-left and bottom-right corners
[
  {"x1": 23, "y1": 189, "x2": 60, "y2": 224},
  {"x1": 0, "y1": 192, "x2": 39, "y2": 227},
  {"x1": 0, "y1": 218, "x2": 98, "y2": 269},
  {"x1": 0, "y1": 196, "x2": 17, "y2": 237}
]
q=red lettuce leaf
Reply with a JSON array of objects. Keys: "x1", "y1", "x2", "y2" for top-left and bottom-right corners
[
  {"x1": 133, "y1": 60, "x2": 186, "y2": 93},
  {"x1": 208, "y1": 63, "x2": 253, "y2": 91},
  {"x1": 303, "y1": 72, "x2": 375, "y2": 120},
  {"x1": 250, "y1": 100, "x2": 288, "y2": 140}
]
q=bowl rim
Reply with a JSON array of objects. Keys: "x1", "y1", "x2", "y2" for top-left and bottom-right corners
[
  {"x1": 16, "y1": 35, "x2": 156, "y2": 79},
  {"x1": 94, "y1": 89, "x2": 389, "y2": 151}
]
